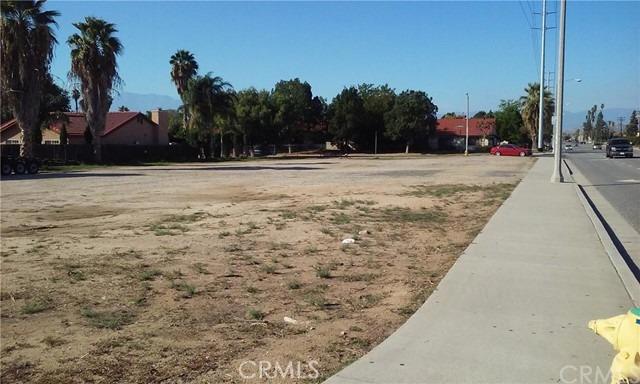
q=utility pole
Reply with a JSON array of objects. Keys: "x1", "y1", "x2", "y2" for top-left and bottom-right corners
[
  {"x1": 551, "y1": 0, "x2": 566, "y2": 183},
  {"x1": 537, "y1": 0, "x2": 548, "y2": 152},
  {"x1": 465, "y1": 92, "x2": 469, "y2": 156}
]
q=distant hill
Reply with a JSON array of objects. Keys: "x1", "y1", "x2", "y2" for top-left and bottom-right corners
[{"x1": 111, "y1": 92, "x2": 180, "y2": 112}]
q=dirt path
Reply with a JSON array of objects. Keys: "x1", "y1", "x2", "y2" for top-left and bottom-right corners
[{"x1": 0, "y1": 155, "x2": 533, "y2": 383}]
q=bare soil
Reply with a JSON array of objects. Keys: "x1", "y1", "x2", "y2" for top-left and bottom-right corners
[{"x1": 0, "y1": 154, "x2": 533, "y2": 383}]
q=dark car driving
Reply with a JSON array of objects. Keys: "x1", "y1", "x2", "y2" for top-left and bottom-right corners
[{"x1": 605, "y1": 138, "x2": 633, "y2": 158}]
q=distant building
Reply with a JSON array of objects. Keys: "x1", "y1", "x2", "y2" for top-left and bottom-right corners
[
  {"x1": 0, "y1": 110, "x2": 169, "y2": 145},
  {"x1": 431, "y1": 118, "x2": 497, "y2": 151}
]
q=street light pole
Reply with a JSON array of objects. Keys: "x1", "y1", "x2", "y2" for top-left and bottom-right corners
[
  {"x1": 551, "y1": 0, "x2": 566, "y2": 183},
  {"x1": 465, "y1": 92, "x2": 469, "y2": 156},
  {"x1": 537, "y1": 0, "x2": 547, "y2": 152}
]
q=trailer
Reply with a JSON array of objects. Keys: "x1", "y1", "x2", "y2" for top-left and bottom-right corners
[{"x1": 1, "y1": 156, "x2": 40, "y2": 176}]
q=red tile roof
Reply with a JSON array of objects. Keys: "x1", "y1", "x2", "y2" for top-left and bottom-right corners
[
  {"x1": 1, "y1": 112, "x2": 155, "y2": 137},
  {"x1": 436, "y1": 118, "x2": 496, "y2": 137}
]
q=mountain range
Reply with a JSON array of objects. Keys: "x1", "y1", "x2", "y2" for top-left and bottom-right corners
[{"x1": 110, "y1": 92, "x2": 181, "y2": 113}]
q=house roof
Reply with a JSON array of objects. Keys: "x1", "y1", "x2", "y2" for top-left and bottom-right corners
[
  {"x1": 1, "y1": 111, "x2": 156, "y2": 137},
  {"x1": 436, "y1": 118, "x2": 496, "y2": 137}
]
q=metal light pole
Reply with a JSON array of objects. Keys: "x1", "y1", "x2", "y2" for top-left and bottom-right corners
[
  {"x1": 537, "y1": 0, "x2": 547, "y2": 152},
  {"x1": 465, "y1": 92, "x2": 469, "y2": 156},
  {"x1": 551, "y1": 0, "x2": 566, "y2": 183}
]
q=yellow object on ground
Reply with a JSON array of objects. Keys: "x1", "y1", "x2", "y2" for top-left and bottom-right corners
[{"x1": 589, "y1": 308, "x2": 640, "y2": 384}]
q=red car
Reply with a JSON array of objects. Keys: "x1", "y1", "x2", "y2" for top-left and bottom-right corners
[{"x1": 490, "y1": 144, "x2": 531, "y2": 157}]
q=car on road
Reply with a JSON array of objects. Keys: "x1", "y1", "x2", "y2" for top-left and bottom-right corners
[
  {"x1": 564, "y1": 144, "x2": 573, "y2": 151},
  {"x1": 593, "y1": 143, "x2": 602, "y2": 150},
  {"x1": 489, "y1": 144, "x2": 531, "y2": 157},
  {"x1": 605, "y1": 138, "x2": 634, "y2": 158}
]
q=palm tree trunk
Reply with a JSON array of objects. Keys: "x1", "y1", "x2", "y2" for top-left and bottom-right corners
[
  {"x1": 15, "y1": 107, "x2": 37, "y2": 158},
  {"x1": 243, "y1": 133, "x2": 248, "y2": 157},
  {"x1": 20, "y1": 125, "x2": 34, "y2": 159},
  {"x1": 235, "y1": 134, "x2": 240, "y2": 158},
  {"x1": 220, "y1": 131, "x2": 225, "y2": 159}
]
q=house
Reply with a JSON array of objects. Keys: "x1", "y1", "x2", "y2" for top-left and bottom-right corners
[
  {"x1": 431, "y1": 118, "x2": 497, "y2": 151},
  {"x1": 0, "y1": 110, "x2": 169, "y2": 146}
]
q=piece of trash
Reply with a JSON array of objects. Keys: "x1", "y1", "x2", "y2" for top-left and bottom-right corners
[
  {"x1": 340, "y1": 331, "x2": 347, "y2": 337},
  {"x1": 358, "y1": 230, "x2": 369, "y2": 235},
  {"x1": 284, "y1": 316, "x2": 298, "y2": 325},
  {"x1": 342, "y1": 238, "x2": 355, "y2": 245}
]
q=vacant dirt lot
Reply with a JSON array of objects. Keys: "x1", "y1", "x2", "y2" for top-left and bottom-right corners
[{"x1": 1, "y1": 154, "x2": 533, "y2": 383}]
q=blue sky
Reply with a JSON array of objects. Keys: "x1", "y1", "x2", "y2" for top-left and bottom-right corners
[{"x1": 48, "y1": 1, "x2": 638, "y2": 115}]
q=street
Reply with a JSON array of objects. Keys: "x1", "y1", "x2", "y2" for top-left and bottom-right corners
[{"x1": 565, "y1": 146, "x2": 640, "y2": 233}]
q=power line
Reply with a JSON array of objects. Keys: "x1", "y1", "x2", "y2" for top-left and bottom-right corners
[{"x1": 519, "y1": 1, "x2": 540, "y2": 77}]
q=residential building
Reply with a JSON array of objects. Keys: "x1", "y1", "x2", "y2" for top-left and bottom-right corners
[
  {"x1": 431, "y1": 118, "x2": 498, "y2": 151},
  {"x1": 0, "y1": 110, "x2": 168, "y2": 146}
]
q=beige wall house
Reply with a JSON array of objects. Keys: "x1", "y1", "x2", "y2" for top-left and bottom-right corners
[{"x1": 0, "y1": 110, "x2": 169, "y2": 146}]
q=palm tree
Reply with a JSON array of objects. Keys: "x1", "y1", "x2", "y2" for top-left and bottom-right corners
[
  {"x1": 1, "y1": 0, "x2": 59, "y2": 158},
  {"x1": 520, "y1": 83, "x2": 554, "y2": 150},
  {"x1": 170, "y1": 50, "x2": 198, "y2": 129},
  {"x1": 182, "y1": 74, "x2": 234, "y2": 158},
  {"x1": 68, "y1": 17, "x2": 122, "y2": 162}
]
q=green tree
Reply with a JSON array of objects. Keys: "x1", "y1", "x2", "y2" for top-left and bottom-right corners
[
  {"x1": 494, "y1": 99, "x2": 525, "y2": 143},
  {"x1": 594, "y1": 105, "x2": 608, "y2": 140},
  {"x1": 384, "y1": 90, "x2": 438, "y2": 153},
  {"x1": 170, "y1": 50, "x2": 198, "y2": 130},
  {"x1": 168, "y1": 107, "x2": 186, "y2": 143},
  {"x1": 473, "y1": 110, "x2": 495, "y2": 118},
  {"x1": 1, "y1": 0, "x2": 59, "y2": 157},
  {"x1": 441, "y1": 112, "x2": 464, "y2": 119},
  {"x1": 117, "y1": 105, "x2": 129, "y2": 112},
  {"x1": 21, "y1": 74, "x2": 70, "y2": 144},
  {"x1": 583, "y1": 105, "x2": 597, "y2": 142},
  {"x1": 182, "y1": 73, "x2": 234, "y2": 158},
  {"x1": 520, "y1": 83, "x2": 554, "y2": 150},
  {"x1": 271, "y1": 78, "x2": 314, "y2": 151},
  {"x1": 358, "y1": 83, "x2": 396, "y2": 152},
  {"x1": 328, "y1": 87, "x2": 365, "y2": 151},
  {"x1": 625, "y1": 110, "x2": 638, "y2": 138},
  {"x1": 235, "y1": 88, "x2": 274, "y2": 156},
  {"x1": 68, "y1": 17, "x2": 122, "y2": 162}
]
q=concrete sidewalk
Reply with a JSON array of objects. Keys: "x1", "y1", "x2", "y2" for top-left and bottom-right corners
[{"x1": 325, "y1": 157, "x2": 634, "y2": 384}]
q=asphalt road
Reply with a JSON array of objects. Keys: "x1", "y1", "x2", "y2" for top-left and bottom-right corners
[{"x1": 565, "y1": 146, "x2": 640, "y2": 233}]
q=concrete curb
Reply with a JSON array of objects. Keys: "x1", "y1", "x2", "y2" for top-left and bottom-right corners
[{"x1": 566, "y1": 159, "x2": 640, "y2": 306}]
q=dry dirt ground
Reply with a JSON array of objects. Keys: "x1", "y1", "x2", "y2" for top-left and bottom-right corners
[{"x1": 0, "y1": 154, "x2": 533, "y2": 383}]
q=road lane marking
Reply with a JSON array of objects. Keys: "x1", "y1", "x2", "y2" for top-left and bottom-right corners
[{"x1": 616, "y1": 179, "x2": 640, "y2": 183}]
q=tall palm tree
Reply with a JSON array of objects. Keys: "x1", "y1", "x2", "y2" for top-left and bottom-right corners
[
  {"x1": 68, "y1": 17, "x2": 122, "y2": 162},
  {"x1": 182, "y1": 73, "x2": 234, "y2": 158},
  {"x1": 520, "y1": 83, "x2": 554, "y2": 150},
  {"x1": 170, "y1": 50, "x2": 198, "y2": 129},
  {"x1": 1, "y1": 0, "x2": 59, "y2": 158}
]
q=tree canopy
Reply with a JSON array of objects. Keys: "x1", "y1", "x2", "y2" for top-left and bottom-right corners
[
  {"x1": 1, "y1": 0, "x2": 60, "y2": 157},
  {"x1": 68, "y1": 16, "x2": 122, "y2": 161},
  {"x1": 494, "y1": 99, "x2": 525, "y2": 144},
  {"x1": 328, "y1": 87, "x2": 365, "y2": 150},
  {"x1": 384, "y1": 90, "x2": 438, "y2": 153}
]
